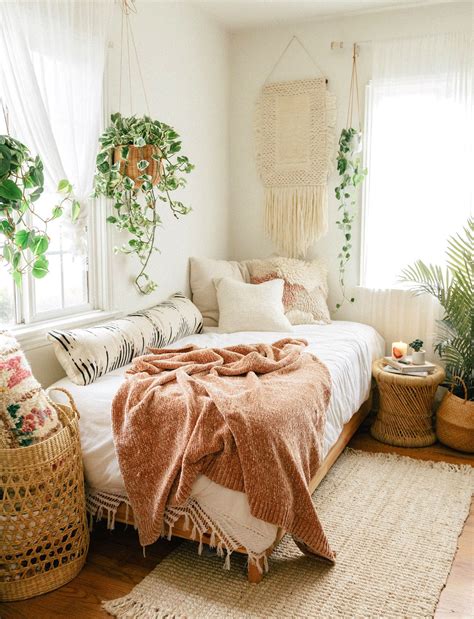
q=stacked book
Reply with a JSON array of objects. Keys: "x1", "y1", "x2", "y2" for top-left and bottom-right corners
[{"x1": 383, "y1": 356, "x2": 436, "y2": 377}]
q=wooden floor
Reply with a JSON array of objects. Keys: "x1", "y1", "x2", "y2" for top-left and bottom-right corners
[{"x1": 2, "y1": 421, "x2": 473, "y2": 618}]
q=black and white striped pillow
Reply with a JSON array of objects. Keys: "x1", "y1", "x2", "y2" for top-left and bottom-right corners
[{"x1": 48, "y1": 293, "x2": 203, "y2": 385}]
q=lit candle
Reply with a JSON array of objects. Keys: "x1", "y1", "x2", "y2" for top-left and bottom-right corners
[{"x1": 392, "y1": 341, "x2": 408, "y2": 360}]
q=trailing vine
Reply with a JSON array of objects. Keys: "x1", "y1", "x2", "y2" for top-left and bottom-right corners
[
  {"x1": 0, "y1": 133, "x2": 77, "y2": 286},
  {"x1": 334, "y1": 127, "x2": 367, "y2": 309},
  {"x1": 93, "y1": 113, "x2": 194, "y2": 294}
]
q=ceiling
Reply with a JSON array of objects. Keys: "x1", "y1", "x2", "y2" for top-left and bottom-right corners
[{"x1": 194, "y1": 0, "x2": 447, "y2": 31}]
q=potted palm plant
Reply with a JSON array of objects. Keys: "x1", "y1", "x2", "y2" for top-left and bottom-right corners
[{"x1": 400, "y1": 217, "x2": 473, "y2": 452}]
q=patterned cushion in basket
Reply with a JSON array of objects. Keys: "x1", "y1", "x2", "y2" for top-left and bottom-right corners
[
  {"x1": 0, "y1": 331, "x2": 62, "y2": 448},
  {"x1": 47, "y1": 292, "x2": 203, "y2": 386},
  {"x1": 248, "y1": 256, "x2": 331, "y2": 325}
]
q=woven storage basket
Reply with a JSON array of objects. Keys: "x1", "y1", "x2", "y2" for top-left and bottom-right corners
[
  {"x1": 436, "y1": 378, "x2": 474, "y2": 453},
  {"x1": 371, "y1": 359, "x2": 445, "y2": 447},
  {"x1": 0, "y1": 388, "x2": 89, "y2": 601},
  {"x1": 113, "y1": 144, "x2": 162, "y2": 188}
]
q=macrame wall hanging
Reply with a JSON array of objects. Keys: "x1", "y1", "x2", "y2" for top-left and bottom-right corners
[{"x1": 256, "y1": 36, "x2": 336, "y2": 258}]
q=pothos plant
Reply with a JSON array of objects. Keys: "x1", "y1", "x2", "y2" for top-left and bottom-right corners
[
  {"x1": 93, "y1": 113, "x2": 194, "y2": 294},
  {"x1": 0, "y1": 134, "x2": 78, "y2": 286},
  {"x1": 334, "y1": 128, "x2": 367, "y2": 310}
]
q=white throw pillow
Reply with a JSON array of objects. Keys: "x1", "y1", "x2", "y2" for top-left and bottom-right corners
[
  {"x1": 214, "y1": 277, "x2": 293, "y2": 333},
  {"x1": 190, "y1": 257, "x2": 250, "y2": 327}
]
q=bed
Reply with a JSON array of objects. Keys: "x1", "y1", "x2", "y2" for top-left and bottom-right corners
[{"x1": 49, "y1": 320, "x2": 384, "y2": 582}]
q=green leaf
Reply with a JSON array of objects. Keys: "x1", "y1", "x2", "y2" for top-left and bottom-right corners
[
  {"x1": 0, "y1": 179, "x2": 22, "y2": 201},
  {"x1": 14, "y1": 229, "x2": 30, "y2": 249},
  {"x1": 0, "y1": 219, "x2": 14, "y2": 235},
  {"x1": 3, "y1": 244, "x2": 13, "y2": 263},
  {"x1": 57, "y1": 179, "x2": 72, "y2": 194},
  {"x1": 52, "y1": 206, "x2": 63, "y2": 219},
  {"x1": 32, "y1": 235, "x2": 49, "y2": 256},
  {"x1": 12, "y1": 252, "x2": 21, "y2": 268},
  {"x1": 106, "y1": 215, "x2": 118, "y2": 224},
  {"x1": 32, "y1": 256, "x2": 49, "y2": 278},
  {"x1": 134, "y1": 137, "x2": 146, "y2": 147},
  {"x1": 71, "y1": 200, "x2": 81, "y2": 223},
  {"x1": 137, "y1": 159, "x2": 149, "y2": 171},
  {"x1": 30, "y1": 186, "x2": 43, "y2": 202}
]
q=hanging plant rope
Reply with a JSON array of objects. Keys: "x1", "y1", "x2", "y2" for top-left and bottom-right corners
[
  {"x1": 95, "y1": 0, "x2": 193, "y2": 294},
  {"x1": 334, "y1": 44, "x2": 367, "y2": 310}
]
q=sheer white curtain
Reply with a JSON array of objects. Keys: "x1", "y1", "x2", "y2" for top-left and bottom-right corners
[
  {"x1": 0, "y1": 0, "x2": 111, "y2": 250},
  {"x1": 355, "y1": 32, "x2": 472, "y2": 355}
]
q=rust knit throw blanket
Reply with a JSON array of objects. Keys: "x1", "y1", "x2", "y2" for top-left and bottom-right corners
[{"x1": 112, "y1": 338, "x2": 335, "y2": 562}]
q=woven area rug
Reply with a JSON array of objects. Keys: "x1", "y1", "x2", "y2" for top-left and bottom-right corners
[{"x1": 103, "y1": 449, "x2": 473, "y2": 618}]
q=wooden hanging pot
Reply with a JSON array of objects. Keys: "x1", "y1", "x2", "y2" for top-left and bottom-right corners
[
  {"x1": 113, "y1": 144, "x2": 162, "y2": 188},
  {"x1": 436, "y1": 377, "x2": 474, "y2": 453}
]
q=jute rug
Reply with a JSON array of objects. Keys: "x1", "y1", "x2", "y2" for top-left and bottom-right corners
[{"x1": 103, "y1": 449, "x2": 473, "y2": 618}]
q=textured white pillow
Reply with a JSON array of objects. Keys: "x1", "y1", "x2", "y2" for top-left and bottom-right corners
[
  {"x1": 248, "y1": 256, "x2": 331, "y2": 325},
  {"x1": 190, "y1": 257, "x2": 250, "y2": 326},
  {"x1": 214, "y1": 277, "x2": 293, "y2": 333}
]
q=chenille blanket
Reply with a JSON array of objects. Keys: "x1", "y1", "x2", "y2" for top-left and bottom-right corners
[{"x1": 112, "y1": 338, "x2": 335, "y2": 562}]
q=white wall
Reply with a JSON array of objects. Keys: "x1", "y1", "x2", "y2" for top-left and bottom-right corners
[
  {"x1": 26, "y1": 1, "x2": 230, "y2": 385},
  {"x1": 228, "y1": 1, "x2": 472, "y2": 317}
]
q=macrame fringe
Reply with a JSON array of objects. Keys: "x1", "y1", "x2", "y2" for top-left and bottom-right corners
[
  {"x1": 264, "y1": 185, "x2": 328, "y2": 258},
  {"x1": 86, "y1": 488, "x2": 269, "y2": 573}
]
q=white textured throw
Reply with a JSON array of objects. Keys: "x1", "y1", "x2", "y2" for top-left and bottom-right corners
[{"x1": 256, "y1": 78, "x2": 336, "y2": 257}]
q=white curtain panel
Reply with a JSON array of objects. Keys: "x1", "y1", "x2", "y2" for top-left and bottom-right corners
[
  {"x1": 349, "y1": 287, "x2": 442, "y2": 357},
  {"x1": 353, "y1": 31, "x2": 472, "y2": 357},
  {"x1": 0, "y1": 0, "x2": 111, "y2": 248}
]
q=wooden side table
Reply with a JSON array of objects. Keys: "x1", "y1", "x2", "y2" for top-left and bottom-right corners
[{"x1": 371, "y1": 359, "x2": 445, "y2": 447}]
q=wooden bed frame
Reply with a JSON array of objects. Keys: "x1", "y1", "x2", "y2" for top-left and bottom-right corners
[{"x1": 112, "y1": 391, "x2": 373, "y2": 584}]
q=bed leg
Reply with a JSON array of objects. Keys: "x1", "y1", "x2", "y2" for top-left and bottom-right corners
[{"x1": 247, "y1": 558, "x2": 264, "y2": 584}]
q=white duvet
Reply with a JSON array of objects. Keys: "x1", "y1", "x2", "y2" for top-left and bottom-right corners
[{"x1": 50, "y1": 321, "x2": 384, "y2": 553}]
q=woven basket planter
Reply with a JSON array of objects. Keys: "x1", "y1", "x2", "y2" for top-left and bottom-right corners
[
  {"x1": 371, "y1": 359, "x2": 445, "y2": 447},
  {"x1": 0, "y1": 388, "x2": 89, "y2": 601},
  {"x1": 436, "y1": 379, "x2": 474, "y2": 453},
  {"x1": 113, "y1": 145, "x2": 162, "y2": 188}
]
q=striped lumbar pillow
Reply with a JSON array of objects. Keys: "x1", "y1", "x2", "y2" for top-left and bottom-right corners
[{"x1": 48, "y1": 293, "x2": 203, "y2": 385}]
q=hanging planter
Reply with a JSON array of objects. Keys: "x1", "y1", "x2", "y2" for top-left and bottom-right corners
[
  {"x1": 93, "y1": 113, "x2": 194, "y2": 295},
  {"x1": 334, "y1": 44, "x2": 367, "y2": 310},
  {"x1": 113, "y1": 144, "x2": 162, "y2": 188},
  {"x1": 92, "y1": 2, "x2": 194, "y2": 295}
]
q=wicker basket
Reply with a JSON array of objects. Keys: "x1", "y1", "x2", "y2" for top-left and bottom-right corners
[
  {"x1": 114, "y1": 144, "x2": 162, "y2": 188},
  {"x1": 436, "y1": 378, "x2": 474, "y2": 453},
  {"x1": 0, "y1": 388, "x2": 89, "y2": 601}
]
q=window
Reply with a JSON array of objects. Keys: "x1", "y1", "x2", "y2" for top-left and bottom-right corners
[
  {"x1": 361, "y1": 34, "x2": 472, "y2": 289},
  {"x1": 0, "y1": 0, "x2": 109, "y2": 331}
]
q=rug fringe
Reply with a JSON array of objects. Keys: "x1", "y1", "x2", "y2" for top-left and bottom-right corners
[{"x1": 102, "y1": 596, "x2": 176, "y2": 619}]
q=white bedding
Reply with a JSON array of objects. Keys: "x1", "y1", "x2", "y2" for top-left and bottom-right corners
[{"x1": 50, "y1": 321, "x2": 384, "y2": 553}]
